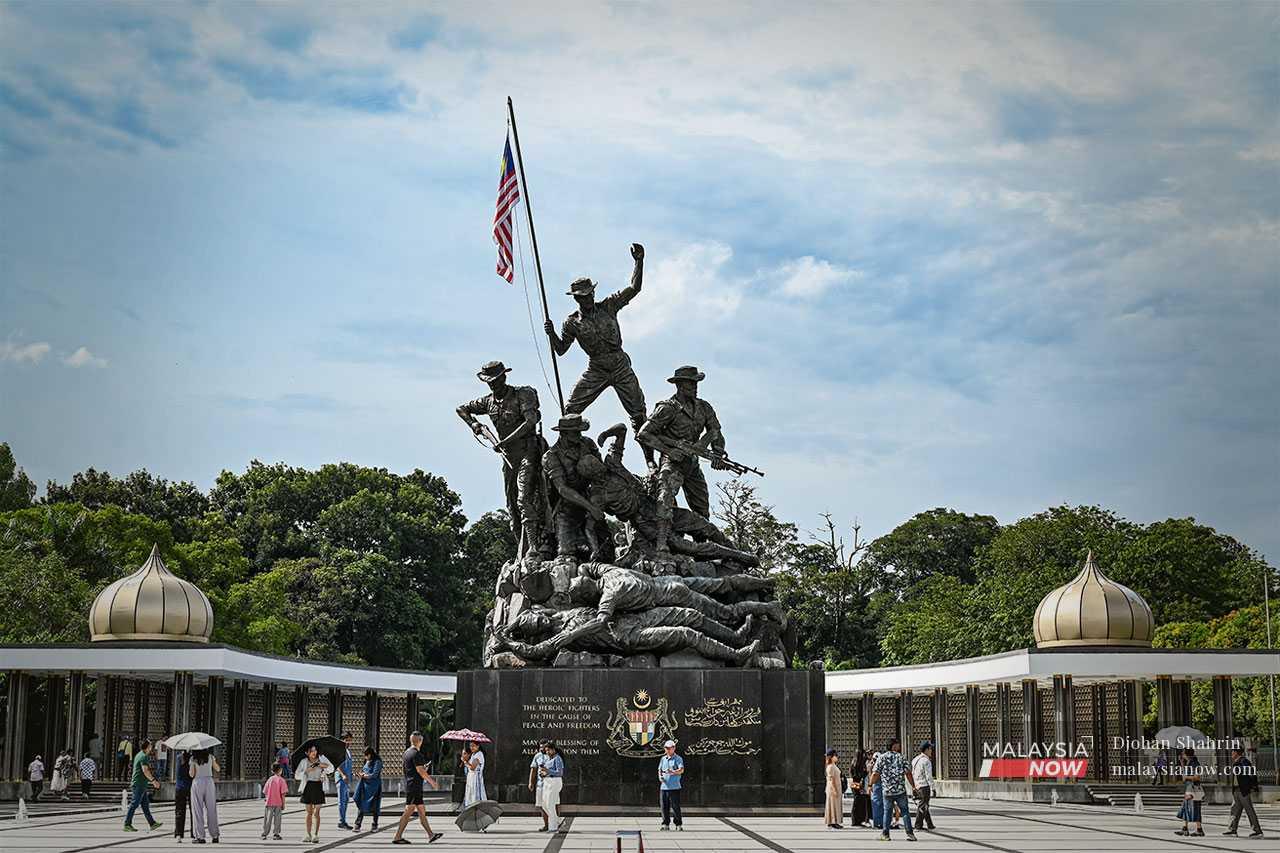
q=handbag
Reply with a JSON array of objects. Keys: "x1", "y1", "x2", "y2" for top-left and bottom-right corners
[{"x1": 1189, "y1": 782, "x2": 1205, "y2": 802}]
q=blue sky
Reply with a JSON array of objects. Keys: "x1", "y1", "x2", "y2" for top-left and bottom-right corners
[{"x1": 1, "y1": 1, "x2": 1277, "y2": 561}]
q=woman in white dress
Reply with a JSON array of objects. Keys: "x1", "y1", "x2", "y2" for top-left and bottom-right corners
[{"x1": 461, "y1": 741, "x2": 486, "y2": 808}]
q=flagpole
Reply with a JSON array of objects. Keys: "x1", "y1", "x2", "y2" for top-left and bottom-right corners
[{"x1": 507, "y1": 96, "x2": 565, "y2": 415}]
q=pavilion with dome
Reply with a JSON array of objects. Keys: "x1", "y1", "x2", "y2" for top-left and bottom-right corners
[
  {"x1": 824, "y1": 552, "x2": 1279, "y2": 799},
  {"x1": 1, "y1": 545, "x2": 454, "y2": 792}
]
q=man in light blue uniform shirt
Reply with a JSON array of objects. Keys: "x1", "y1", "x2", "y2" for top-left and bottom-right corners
[
  {"x1": 657, "y1": 739, "x2": 684, "y2": 831},
  {"x1": 337, "y1": 732, "x2": 354, "y2": 830}
]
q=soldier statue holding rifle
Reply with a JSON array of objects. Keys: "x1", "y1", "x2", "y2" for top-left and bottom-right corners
[
  {"x1": 456, "y1": 360, "x2": 546, "y2": 558},
  {"x1": 544, "y1": 242, "x2": 657, "y2": 470}
]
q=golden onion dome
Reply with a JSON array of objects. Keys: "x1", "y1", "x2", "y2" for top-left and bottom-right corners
[
  {"x1": 89, "y1": 544, "x2": 212, "y2": 643},
  {"x1": 1033, "y1": 550, "x2": 1153, "y2": 648}
]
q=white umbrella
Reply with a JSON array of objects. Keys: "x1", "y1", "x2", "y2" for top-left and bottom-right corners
[{"x1": 163, "y1": 732, "x2": 222, "y2": 751}]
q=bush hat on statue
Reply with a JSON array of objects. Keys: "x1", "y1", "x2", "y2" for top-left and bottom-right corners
[
  {"x1": 477, "y1": 360, "x2": 512, "y2": 382},
  {"x1": 567, "y1": 277, "x2": 596, "y2": 296},
  {"x1": 552, "y1": 414, "x2": 590, "y2": 432},
  {"x1": 667, "y1": 365, "x2": 705, "y2": 383}
]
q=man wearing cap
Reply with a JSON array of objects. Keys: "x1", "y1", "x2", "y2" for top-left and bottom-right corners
[
  {"x1": 637, "y1": 366, "x2": 728, "y2": 554},
  {"x1": 457, "y1": 361, "x2": 546, "y2": 557},
  {"x1": 658, "y1": 740, "x2": 684, "y2": 831},
  {"x1": 541, "y1": 413, "x2": 611, "y2": 560},
  {"x1": 543, "y1": 243, "x2": 656, "y2": 470},
  {"x1": 911, "y1": 741, "x2": 936, "y2": 831}
]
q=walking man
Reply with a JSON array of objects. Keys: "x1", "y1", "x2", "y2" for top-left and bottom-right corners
[
  {"x1": 528, "y1": 741, "x2": 551, "y2": 832},
  {"x1": 122, "y1": 740, "x2": 162, "y2": 833},
  {"x1": 871, "y1": 737, "x2": 916, "y2": 842},
  {"x1": 539, "y1": 742, "x2": 565, "y2": 832},
  {"x1": 637, "y1": 366, "x2": 729, "y2": 554},
  {"x1": 337, "y1": 731, "x2": 354, "y2": 830},
  {"x1": 544, "y1": 242, "x2": 656, "y2": 470},
  {"x1": 27, "y1": 754, "x2": 44, "y2": 800},
  {"x1": 392, "y1": 731, "x2": 442, "y2": 845},
  {"x1": 457, "y1": 361, "x2": 546, "y2": 557},
  {"x1": 78, "y1": 753, "x2": 96, "y2": 800},
  {"x1": 658, "y1": 740, "x2": 685, "y2": 831},
  {"x1": 911, "y1": 741, "x2": 936, "y2": 831},
  {"x1": 1222, "y1": 745, "x2": 1264, "y2": 838}
]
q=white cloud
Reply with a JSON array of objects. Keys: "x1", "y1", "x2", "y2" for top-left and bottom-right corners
[
  {"x1": 625, "y1": 242, "x2": 744, "y2": 338},
  {"x1": 0, "y1": 341, "x2": 51, "y2": 364},
  {"x1": 774, "y1": 256, "x2": 864, "y2": 298},
  {"x1": 63, "y1": 346, "x2": 108, "y2": 368}
]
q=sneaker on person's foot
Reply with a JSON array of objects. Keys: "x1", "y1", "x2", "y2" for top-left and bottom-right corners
[
  {"x1": 677, "y1": 826, "x2": 684, "y2": 831},
  {"x1": 150, "y1": 822, "x2": 163, "y2": 831},
  {"x1": 391, "y1": 838, "x2": 409, "y2": 844},
  {"x1": 1192, "y1": 830, "x2": 1204, "y2": 837},
  {"x1": 428, "y1": 832, "x2": 443, "y2": 844},
  {"x1": 1249, "y1": 831, "x2": 1264, "y2": 838},
  {"x1": 261, "y1": 834, "x2": 268, "y2": 840},
  {"x1": 1224, "y1": 830, "x2": 1238, "y2": 836},
  {"x1": 659, "y1": 825, "x2": 669, "y2": 831},
  {"x1": 906, "y1": 833, "x2": 917, "y2": 842},
  {"x1": 273, "y1": 834, "x2": 282, "y2": 840},
  {"x1": 123, "y1": 825, "x2": 137, "y2": 833},
  {"x1": 1175, "y1": 829, "x2": 1189, "y2": 836}
]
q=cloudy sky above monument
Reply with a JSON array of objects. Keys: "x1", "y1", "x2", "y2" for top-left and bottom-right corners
[{"x1": 2, "y1": 2, "x2": 1277, "y2": 560}]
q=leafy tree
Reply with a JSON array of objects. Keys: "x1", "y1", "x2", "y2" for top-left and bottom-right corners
[
  {"x1": 713, "y1": 480, "x2": 799, "y2": 575},
  {"x1": 863, "y1": 507, "x2": 999, "y2": 589},
  {"x1": 0, "y1": 443, "x2": 36, "y2": 511},
  {"x1": 44, "y1": 468, "x2": 208, "y2": 541},
  {"x1": 879, "y1": 574, "x2": 981, "y2": 665},
  {"x1": 1, "y1": 502, "x2": 173, "y2": 587},
  {"x1": 0, "y1": 546, "x2": 91, "y2": 644}
]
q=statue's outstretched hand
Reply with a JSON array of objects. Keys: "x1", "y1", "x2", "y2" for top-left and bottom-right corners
[{"x1": 631, "y1": 243, "x2": 644, "y2": 261}]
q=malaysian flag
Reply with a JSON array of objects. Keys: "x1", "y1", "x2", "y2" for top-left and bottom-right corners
[{"x1": 493, "y1": 137, "x2": 520, "y2": 282}]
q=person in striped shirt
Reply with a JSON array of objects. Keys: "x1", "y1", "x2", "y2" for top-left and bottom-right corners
[{"x1": 78, "y1": 754, "x2": 96, "y2": 800}]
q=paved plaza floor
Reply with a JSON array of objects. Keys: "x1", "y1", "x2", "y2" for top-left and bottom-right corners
[{"x1": 0, "y1": 796, "x2": 1275, "y2": 852}]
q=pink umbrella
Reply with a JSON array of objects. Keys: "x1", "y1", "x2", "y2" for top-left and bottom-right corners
[{"x1": 440, "y1": 728, "x2": 492, "y2": 743}]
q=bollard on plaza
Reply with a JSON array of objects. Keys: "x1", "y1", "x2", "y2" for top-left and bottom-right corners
[
  {"x1": 1133, "y1": 792, "x2": 1144, "y2": 813},
  {"x1": 1050, "y1": 788, "x2": 1059, "y2": 807},
  {"x1": 119, "y1": 789, "x2": 128, "y2": 813},
  {"x1": 16, "y1": 798, "x2": 28, "y2": 823}
]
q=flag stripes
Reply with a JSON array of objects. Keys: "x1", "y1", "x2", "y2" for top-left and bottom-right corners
[{"x1": 493, "y1": 137, "x2": 520, "y2": 283}]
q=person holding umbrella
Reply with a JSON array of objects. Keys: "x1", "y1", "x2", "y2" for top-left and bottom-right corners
[
  {"x1": 461, "y1": 741, "x2": 486, "y2": 808},
  {"x1": 392, "y1": 731, "x2": 442, "y2": 845},
  {"x1": 173, "y1": 750, "x2": 192, "y2": 842},
  {"x1": 188, "y1": 748, "x2": 220, "y2": 844},
  {"x1": 353, "y1": 746, "x2": 383, "y2": 832},
  {"x1": 336, "y1": 732, "x2": 355, "y2": 830},
  {"x1": 296, "y1": 744, "x2": 335, "y2": 844}
]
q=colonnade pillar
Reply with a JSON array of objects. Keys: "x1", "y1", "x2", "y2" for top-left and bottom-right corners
[
  {"x1": 932, "y1": 688, "x2": 948, "y2": 779},
  {"x1": 3, "y1": 672, "x2": 30, "y2": 780},
  {"x1": 292, "y1": 687, "x2": 307, "y2": 747},
  {"x1": 65, "y1": 672, "x2": 87, "y2": 758},
  {"x1": 965, "y1": 685, "x2": 981, "y2": 781},
  {"x1": 860, "y1": 693, "x2": 874, "y2": 751},
  {"x1": 1212, "y1": 677, "x2": 1235, "y2": 776},
  {"x1": 43, "y1": 675, "x2": 67, "y2": 763},
  {"x1": 363, "y1": 691, "x2": 380, "y2": 755},
  {"x1": 1051, "y1": 675, "x2": 1076, "y2": 780}
]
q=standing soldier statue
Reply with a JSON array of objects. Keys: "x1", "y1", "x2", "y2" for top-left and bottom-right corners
[
  {"x1": 636, "y1": 365, "x2": 728, "y2": 556},
  {"x1": 543, "y1": 243, "x2": 656, "y2": 470},
  {"x1": 456, "y1": 360, "x2": 546, "y2": 558},
  {"x1": 541, "y1": 413, "x2": 612, "y2": 561}
]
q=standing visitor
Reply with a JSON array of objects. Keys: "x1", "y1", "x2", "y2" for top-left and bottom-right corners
[
  {"x1": 123, "y1": 740, "x2": 162, "y2": 833},
  {"x1": 911, "y1": 742, "x2": 936, "y2": 831},
  {"x1": 173, "y1": 750, "x2": 192, "y2": 842},
  {"x1": 529, "y1": 740, "x2": 551, "y2": 831},
  {"x1": 1222, "y1": 745, "x2": 1263, "y2": 838},
  {"x1": 850, "y1": 749, "x2": 871, "y2": 827},
  {"x1": 155, "y1": 736, "x2": 169, "y2": 781},
  {"x1": 392, "y1": 730, "x2": 443, "y2": 845},
  {"x1": 823, "y1": 748, "x2": 843, "y2": 829},
  {"x1": 869, "y1": 751, "x2": 883, "y2": 830},
  {"x1": 50, "y1": 749, "x2": 72, "y2": 800},
  {"x1": 1174, "y1": 748, "x2": 1205, "y2": 837},
  {"x1": 871, "y1": 737, "x2": 916, "y2": 842},
  {"x1": 353, "y1": 747, "x2": 383, "y2": 831},
  {"x1": 276, "y1": 742, "x2": 291, "y2": 772},
  {"x1": 336, "y1": 732, "x2": 355, "y2": 830},
  {"x1": 658, "y1": 739, "x2": 684, "y2": 832},
  {"x1": 28, "y1": 753, "x2": 44, "y2": 800},
  {"x1": 117, "y1": 735, "x2": 133, "y2": 780},
  {"x1": 189, "y1": 747, "x2": 221, "y2": 844},
  {"x1": 78, "y1": 752, "x2": 96, "y2": 800},
  {"x1": 88, "y1": 732, "x2": 103, "y2": 768},
  {"x1": 295, "y1": 744, "x2": 332, "y2": 844},
  {"x1": 261, "y1": 762, "x2": 288, "y2": 841},
  {"x1": 461, "y1": 741, "x2": 487, "y2": 807},
  {"x1": 540, "y1": 741, "x2": 565, "y2": 833}
]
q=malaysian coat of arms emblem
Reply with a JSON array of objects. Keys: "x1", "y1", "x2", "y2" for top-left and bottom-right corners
[{"x1": 606, "y1": 689, "x2": 678, "y2": 757}]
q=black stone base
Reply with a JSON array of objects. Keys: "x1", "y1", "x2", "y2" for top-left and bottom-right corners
[{"x1": 453, "y1": 668, "x2": 824, "y2": 807}]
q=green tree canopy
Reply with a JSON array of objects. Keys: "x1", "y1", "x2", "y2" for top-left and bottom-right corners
[{"x1": 0, "y1": 442, "x2": 36, "y2": 511}]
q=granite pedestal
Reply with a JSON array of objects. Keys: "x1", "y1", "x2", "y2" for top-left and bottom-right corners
[{"x1": 453, "y1": 668, "x2": 824, "y2": 808}]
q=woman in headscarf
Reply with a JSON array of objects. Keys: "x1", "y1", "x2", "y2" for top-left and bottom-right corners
[
  {"x1": 353, "y1": 746, "x2": 383, "y2": 832},
  {"x1": 188, "y1": 748, "x2": 221, "y2": 844},
  {"x1": 295, "y1": 744, "x2": 333, "y2": 844},
  {"x1": 172, "y1": 750, "x2": 192, "y2": 842},
  {"x1": 823, "y1": 748, "x2": 843, "y2": 828},
  {"x1": 461, "y1": 741, "x2": 487, "y2": 809}
]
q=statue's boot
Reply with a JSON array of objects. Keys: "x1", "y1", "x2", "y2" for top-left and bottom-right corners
[
  {"x1": 654, "y1": 518, "x2": 672, "y2": 556},
  {"x1": 695, "y1": 614, "x2": 752, "y2": 646},
  {"x1": 733, "y1": 600, "x2": 787, "y2": 627}
]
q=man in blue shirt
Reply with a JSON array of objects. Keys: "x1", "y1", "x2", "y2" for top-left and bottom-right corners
[
  {"x1": 528, "y1": 741, "x2": 552, "y2": 832},
  {"x1": 337, "y1": 732, "x2": 354, "y2": 830},
  {"x1": 657, "y1": 740, "x2": 684, "y2": 831},
  {"x1": 540, "y1": 743, "x2": 565, "y2": 832}
]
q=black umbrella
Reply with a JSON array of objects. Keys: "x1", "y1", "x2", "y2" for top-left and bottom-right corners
[
  {"x1": 455, "y1": 800, "x2": 502, "y2": 832},
  {"x1": 292, "y1": 735, "x2": 348, "y2": 772}
]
